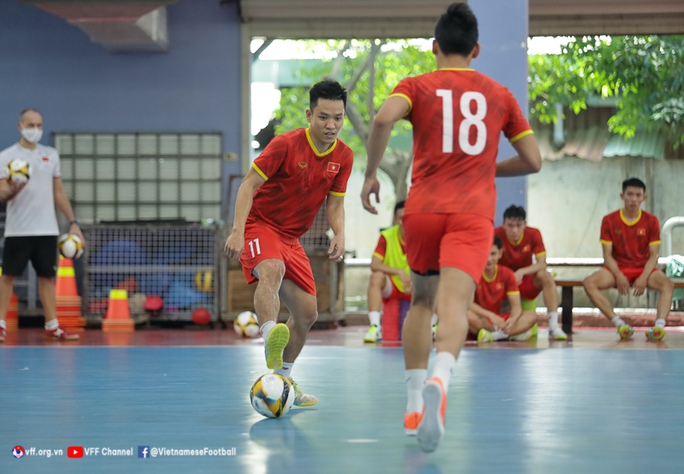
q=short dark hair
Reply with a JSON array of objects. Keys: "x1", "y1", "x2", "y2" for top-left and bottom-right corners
[
  {"x1": 622, "y1": 177, "x2": 646, "y2": 193},
  {"x1": 394, "y1": 200, "x2": 406, "y2": 216},
  {"x1": 19, "y1": 108, "x2": 41, "y2": 122},
  {"x1": 309, "y1": 79, "x2": 347, "y2": 110},
  {"x1": 503, "y1": 205, "x2": 526, "y2": 221},
  {"x1": 493, "y1": 235, "x2": 503, "y2": 249},
  {"x1": 434, "y1": 2, "x2": 479, "y2": 57}
]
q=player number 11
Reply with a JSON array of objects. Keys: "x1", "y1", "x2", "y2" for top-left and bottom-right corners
[
  {"x1": 436, "y1": 89, "x2": 487, "y2": 155},
  {"x1": 248, "y1": 238, "x2": 261, "y2": 258}
]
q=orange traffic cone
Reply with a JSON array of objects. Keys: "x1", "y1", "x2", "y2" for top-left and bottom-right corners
[
  {"x1": 55, "y1": 257, "x2": 86, "y2": 332},
  {"x1": 1, "y1": 267, "x2": 19, "y2": 331},
  {"x1": 102, "y1": 289, "x2": 135, "y2": 332}
]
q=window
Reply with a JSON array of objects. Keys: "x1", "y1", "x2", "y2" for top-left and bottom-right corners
[{"x1": 54, "y1": 133, "x2": 222, "y2": 224}]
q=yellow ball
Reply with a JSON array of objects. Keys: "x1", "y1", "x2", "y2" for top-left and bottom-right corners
[
  {"x1": 59, "y1": 233, "x2": 84, "y2": 259},
  {"x1": 250, "y1": 373, "x2": 295, "y2": 418},
  {"x1": 7, "y1": 159, "x2": 30, "y2": 184},
  {"x1": 194, "y1": 271, "x2": 213, "y2": 293},
  {"x1": 233, "y1": 311, "x2": 259, "y2": 338}
]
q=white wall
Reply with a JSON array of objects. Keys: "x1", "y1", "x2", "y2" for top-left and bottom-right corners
[{"x1": 344, "y1": 168, "x2": 398, "y2": 260}]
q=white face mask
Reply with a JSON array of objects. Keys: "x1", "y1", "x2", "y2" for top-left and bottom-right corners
[{"x1": 21, "y1": 126, "x2": 43, "y2": 144}]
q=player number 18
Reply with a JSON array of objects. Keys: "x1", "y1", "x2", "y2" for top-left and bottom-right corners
[{"x1": 436, "y1": 90, "x2": 487, "y2": 155}]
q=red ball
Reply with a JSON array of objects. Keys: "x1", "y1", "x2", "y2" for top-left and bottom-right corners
[{"x1": 192, "y1": 307, "x2": 211, "y2": 325}]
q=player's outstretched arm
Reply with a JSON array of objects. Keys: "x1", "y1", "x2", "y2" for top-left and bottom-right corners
[
  {"x1": 495, "y1": 134, "x2": 542, "y2": 177},
  {"x1": 224, "y1": 169, "x2": 265, "y2": 260},
  {"x1": 362, "y1": 96, "x2": 410, "y2": 214},
  {"x1": 326, "y1": 193, "x2": 345, "y2": 260}
]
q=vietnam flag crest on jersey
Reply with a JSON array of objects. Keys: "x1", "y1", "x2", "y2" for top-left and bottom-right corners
[{"x1": 327, "y1": 162, "x2": 340, "y2": 173}]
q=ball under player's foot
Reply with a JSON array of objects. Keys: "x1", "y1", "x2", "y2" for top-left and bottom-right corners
[
  {"x1": 417, "y1": 378, "x2": 447, "y2": 453},
  {"x1": 617, "y1": 324, "x2": 634, "y2": 340},
  {"x1": 265, "y1": 323, "x2": 290, "y2": 370},
  {"x1": 645, "y1": 326, "x2": 666, "y2": 341},
  {"x1": 288, "y1": 377, "x2": 318, "y2": 407},
  {"x1": 364, "y1": 325, "x2": 382, "y2": 343}
]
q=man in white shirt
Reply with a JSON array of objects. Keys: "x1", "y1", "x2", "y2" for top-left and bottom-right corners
[{"x1": 0, "y1": 109, "x2": 85, "y2": 342}]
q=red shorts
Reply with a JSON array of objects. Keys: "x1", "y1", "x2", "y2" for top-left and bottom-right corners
[
  {"x1": 519, "y1": 274, "x2": 542, "y2": 300},
  {"x1": 240, "y1": 223, "x2": 316, "y2": 295},
  {"x1": 486, "y1": 312, "x2": 511, "y2": 324},
  {"x1": 382, "y1": 277, "x2": 411, "y2": 302},
  {"x1": 402, "y1": 213, "x2": 493, "y2": 283},
  {"x1": 603, "y1": 266, "x2": 658, "y2": 284}
]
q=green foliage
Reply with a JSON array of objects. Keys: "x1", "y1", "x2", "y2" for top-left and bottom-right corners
[
  {"x1": 530, "y1": 35, "x2": 684, "y2": 147},
  {"x1": 274, "y1": 40, "x2": 435, "y2": 159}
]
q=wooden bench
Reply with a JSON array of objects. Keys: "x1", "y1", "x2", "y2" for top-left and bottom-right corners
[{"x1": 555, "y1": 279, "x2": 684, "y2": 334}]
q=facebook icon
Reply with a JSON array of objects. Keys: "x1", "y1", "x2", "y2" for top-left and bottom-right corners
[{"x1": 138, "y1": 446, "x2": 150, "y2": 458}]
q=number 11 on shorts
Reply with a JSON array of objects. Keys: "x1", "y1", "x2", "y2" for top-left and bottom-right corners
[{"x1": 248, "y1": 238, "x2": 261, "y2": 258}]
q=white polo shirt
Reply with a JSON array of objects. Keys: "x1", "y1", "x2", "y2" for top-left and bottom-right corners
[{"x1": 0, "y1": 143, "x2": 61, "y2": 237}]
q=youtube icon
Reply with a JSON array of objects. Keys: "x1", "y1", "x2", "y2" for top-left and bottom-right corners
[{"x1": 67, "y1": 446, "x2": 84, "y2": 458}]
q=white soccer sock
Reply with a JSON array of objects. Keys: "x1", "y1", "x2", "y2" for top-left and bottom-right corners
[
  {"x1": 430, "y1": 352, "x2": 455, "y2": 396},
  {"x1": 260, "y1": 321, "x2": 276, "y2": 341},
  {"x1": 492, "y1": 328, "x2": 509, "y2": 341},
  {"x1": 405, "y1": 369, "x2": 427, "y2": 413},
  {"x1": 0, "y1": 320, "x2": 6, "y2": 330},
  {"x1": 45, "y1": 318, "x2": 59, "y2": 331},
  {"x1": 547, "y1": 311, "x2": 559, "y2": 330},
  {"x1": 275, "y1": 362, "x2": 294, "y2": 378},
  {"x1": 431, "y1": 313, "x2": 438, "y2": 326},
  {"x1": 611, "y1": 316, "x2": 626, "y2": 327},
  {"x1": 655, "y1": 318, "x2": 666, "y2": 328},
  {"x1": 368, "y1": 311, "x2": 381, "y2": 327}
]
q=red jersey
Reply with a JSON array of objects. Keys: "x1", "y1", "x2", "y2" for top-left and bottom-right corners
[
  {"x1": 600, "y1": 209, "x2": 661, "y2": 268},
  {"x1": 474, "y1": 265, "x2": 519, "y2": 314},
  {"x1": 494, "y1": 226, "x2": 546, "y2": 271},
  {"x1": 389, "y1": 69, "x2": 532, "y2": 220},
  {"x1": 248, "y1": 128, "x2": 353, "y2": 239}
]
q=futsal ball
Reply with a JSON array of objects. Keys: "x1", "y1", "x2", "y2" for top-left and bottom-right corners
[
  {"x1": 7, "y1": 159, "x2": 30, "y2": 184},
  {"x1": 234, "y1": 311, "x2": 260, "y2": 338},
  {"x1": 194, "y1": 271, "x2": 213, "y2": 294},
  {"x1": 250, "y1": 373, "x2": 295, "y2": 418},
  {"x1": 59, "y1": 233, "x2": 84, "y2": 259}
]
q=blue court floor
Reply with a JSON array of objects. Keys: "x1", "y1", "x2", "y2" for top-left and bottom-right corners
[{"x1": 2, "y1": 330, "x2": 684, "y2": 473}]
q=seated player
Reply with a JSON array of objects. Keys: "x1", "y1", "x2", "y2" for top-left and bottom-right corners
[
  {"x1": 471, "y1": 236, "x2": 538, "y2": 342},
  {"x1": 583, "y1": 177, "x2": 674, "y2": 341},
  {"x1": 365, "y1": 200, "x2": 437, "y2": 342},
  {"x1": 365, "y1": 200, "x2": 412, "y2": 342},
  {"x1": 495, "y1": 205, "x2": 567, "y2": 340}
]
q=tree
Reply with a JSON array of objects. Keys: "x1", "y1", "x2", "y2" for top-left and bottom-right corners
[
  {"x1": 529, "y1": 35, "x2": 684, "y2": 148},
  {"x1": 274, "y1": 40, "x2": 435, "y2": 200}
]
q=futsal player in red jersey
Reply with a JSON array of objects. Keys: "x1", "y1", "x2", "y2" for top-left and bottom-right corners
[
  {"x1": 494, "y1": 205, "x2": 567, "y2": 340},
  {"x1": 469, "y1": 236, "x2": 538, "y2": 342},
  {"x1": 361, "y1": 3, "x2": 541, "y2": 452},
  {"x1": 225, "y1": 79, "x2": 353, "y2": 406},
  {"x1": 583, "y1": 178, "x2": 673, "y2": 341}
]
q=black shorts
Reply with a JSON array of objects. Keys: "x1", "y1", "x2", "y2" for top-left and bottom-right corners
[{"x1": 2, "y1": 236, "x2": 58, "y2": 278}]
